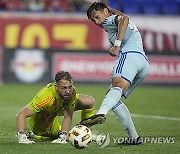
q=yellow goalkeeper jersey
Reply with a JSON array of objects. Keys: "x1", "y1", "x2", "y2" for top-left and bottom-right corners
[{"x1": 28, "y1": 82, "x2": 77, "y2": 135}]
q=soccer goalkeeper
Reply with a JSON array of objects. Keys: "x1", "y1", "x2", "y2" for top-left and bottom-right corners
[{"x1": 16, "y1": 70, "x2": 95, "y2": 144}]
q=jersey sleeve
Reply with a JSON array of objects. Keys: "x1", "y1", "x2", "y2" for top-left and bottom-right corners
[{"x1": 28, "y1": 86, "x2": 53, "y2": 112}]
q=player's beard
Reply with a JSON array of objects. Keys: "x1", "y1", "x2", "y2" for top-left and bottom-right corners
[{"x1": 59, "y1": 93, "x2": 71, "y2": 101}]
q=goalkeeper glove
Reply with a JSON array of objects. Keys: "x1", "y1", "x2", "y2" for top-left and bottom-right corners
[
  {"x1": 16, "y1": 131, "x2": 35, "y2": 144},
  {"x1": 52, "y1": 131, "x2": 68, "y2": 144}
]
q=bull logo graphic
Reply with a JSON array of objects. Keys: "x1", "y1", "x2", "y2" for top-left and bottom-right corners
[{"x1": 11, "y1": 49, "x2": 47, "y2": 83}]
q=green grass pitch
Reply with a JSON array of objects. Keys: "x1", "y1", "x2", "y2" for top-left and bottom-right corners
[{"x1": 0, "y1": 83, "x2": 179, "y2": 154}]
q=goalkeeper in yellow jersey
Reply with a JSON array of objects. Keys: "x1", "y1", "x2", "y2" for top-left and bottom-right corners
[{"x1": 16, "y1": 70, "x2": 95, "y2": 144}]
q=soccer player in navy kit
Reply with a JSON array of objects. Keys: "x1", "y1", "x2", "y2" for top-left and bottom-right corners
[{"x1": 79, "y1": 2, "x2": 149, "y2": 145}]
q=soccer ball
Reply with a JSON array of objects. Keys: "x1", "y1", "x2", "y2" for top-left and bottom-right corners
[{"x1": 69, "y1": 125, "x2": 92, "y2": 148}]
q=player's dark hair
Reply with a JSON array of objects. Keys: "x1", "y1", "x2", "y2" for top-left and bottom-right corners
[
  {"x1": 87, "y1": 2, "x2": 109, "y2": 19},
  {"x1": 55, "y1": 71, "x2": 73, "y2": 83}
]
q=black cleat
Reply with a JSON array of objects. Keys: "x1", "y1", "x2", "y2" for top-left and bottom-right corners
[
  {"x1": 78, "y1": 114, "x2": 106, "y2": 127},
  {"x1": 121, "y1": 136, "x2": 143, "y2": 145}
]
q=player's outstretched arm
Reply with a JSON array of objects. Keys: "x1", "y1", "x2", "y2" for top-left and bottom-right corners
[
  {"x1": 16, "y1": 105, "x2": 35, "y2": 144},
  {"x1": 52, "y1": 108, "x2": 74, "y2": 144}
]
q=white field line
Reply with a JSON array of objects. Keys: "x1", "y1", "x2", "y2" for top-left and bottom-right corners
[
  {"x1": 131, "y1": 113, "x2": 180, "y2": 121},
  {"x1": 95, "y1": 110, "x2": 180, "y2": 122}
]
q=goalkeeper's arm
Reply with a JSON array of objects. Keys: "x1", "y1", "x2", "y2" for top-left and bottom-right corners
[
  {"x1": 16, "y1": 105, "x2": 35, "y2": 144},
  {"x1": 52, "y1": 108, "x2": 74, "y2": 144}
]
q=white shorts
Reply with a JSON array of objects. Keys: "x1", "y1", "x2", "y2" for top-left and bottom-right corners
[{"x1": 112, "y1": 51, "x2": 149, "y2": 98}]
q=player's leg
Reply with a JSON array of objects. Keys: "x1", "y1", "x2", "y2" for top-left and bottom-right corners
[
  {"x1": 75, "y1": 94, "x2": 95, "y2": 120},
  {"x1": 79, "y1": 77, "x2": 129, "y2": 127},
  {"x1": 81, "y1": 76, "x2": 133, "y2": 129},
  {"x1": 78, "y1": 77, "x2": 128, "y2": 127},
  {"x1": 27, "y1": 117, "x2": 49, "y2": 141},
  {"x1": 112, "y1": 100, "x2": 138, "y2": 139},
  {"x1": 79, "y1": 53, "x2": 146, "y2": 131},
  {"x1": 28, "y1": 116, "x2": 61, "y2": 140},
  {"x1": 110, "y1": 75, "x2": 146, "y2": 140},
  {"x1": 79, "y1": 55, "x2": 131, "y2": 127},
  {"x1": 89, "y1": 76, "x2": 140, "y2": 140},
  {"x1": 97, "y1": 52, "x2": 136, "y2": 114},
  {"x1": 112, "y1": 54, "x2": 149, "y2": 144},
  {"x1": 48, "y1": 116, "x2": 61, "y2": 139},
  {"x1": 26, "y1": 131, "x2": 51, "y2": 141},
  {"x1": 97, "y1": 76, "x2": 130, "y2": 115}
]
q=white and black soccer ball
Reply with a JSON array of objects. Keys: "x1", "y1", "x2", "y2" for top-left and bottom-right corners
[{"x1": 69, "y1": 125, "x2": 92, "y2": 148}]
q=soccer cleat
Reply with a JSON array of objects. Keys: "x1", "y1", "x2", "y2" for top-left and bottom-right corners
[
  {"x1": 121, "y1": 136, "x2": 143, "y2": 145},
  {"x1": 78, "y1": 114, "x2": 106, "y2": 127}
]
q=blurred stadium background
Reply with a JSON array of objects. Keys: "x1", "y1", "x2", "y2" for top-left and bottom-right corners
[{"x1": 0, "y1": 0, "x2": 180, "y2": 84}]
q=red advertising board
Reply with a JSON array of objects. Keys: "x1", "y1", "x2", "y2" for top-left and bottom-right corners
[
  {"x1": 53, "y1": 53, "x2": 115, "y2": 81},
  {"x1": 0, "y1": 13, "x2": 180, "y2": 54},
  {"x1": 52, "y1": 52, "x2": 180, "y2": 83},
  {"x1": 145, "y1": 56, "x2": 180, "y2": 83},
  {"x1": 0, "y1": 13, "x2": 104, "y2": 50},
  {"x1": 0, "y1": 13, "x2": 180, "y2": 53}
]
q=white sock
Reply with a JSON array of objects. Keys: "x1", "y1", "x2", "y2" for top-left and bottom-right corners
[
  {"x1": 97, "y1": 87, "x2": 122, "y2": 115},
  {"x1": 112, "y1": 101, "x2": 139, "y2": 139}
]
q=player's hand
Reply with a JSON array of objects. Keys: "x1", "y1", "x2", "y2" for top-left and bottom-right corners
[
  {"x1": 16, "y1": 131, "x2": 35, "y2": 144},
  {"x1": 51, "y1": 131, "x2": 68, "y2": 144},
  {"x1": 109, "y1": 46, "x2": 120, "y2": 57}
]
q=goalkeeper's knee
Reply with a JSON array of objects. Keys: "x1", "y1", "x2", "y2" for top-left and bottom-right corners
[{"x1": 81, "y1": 108, "x2": 94, "y2": 120}]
